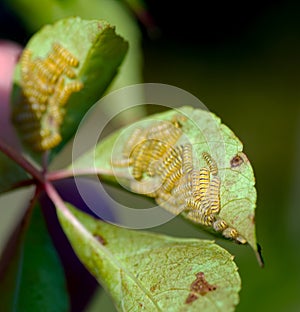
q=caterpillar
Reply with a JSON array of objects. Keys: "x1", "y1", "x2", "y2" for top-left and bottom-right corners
[
  {"x1": 33, "y1": 58, "x2": 61, "y2": 83},
  {"x1": 155, "y1": 191, "x2": 184, "y2": 215},
  {"x1": 146, "y1": 120, "x2": 181, "y2": 143},
  {"x1": 140, "y1": 139, "x2": 162, "y2": 174},
  {"x1": 186, "y1": 208, "x2": 215, "y2": 227},
  {"x1": 213, "y1": 219, "x2": 228, "y2": 232},
  {"x1": 24, "y1": 87, "x2": 48, "y2": 105},
  {"x1": 161, "y1": 166, "x2": 183, "y2": 192},
  {"x1": 131, "y1": 140, "x2": 151, "y2": 180},
  {"x1": 156, "y1": 145, "x2": 183, "y2": 177},
  {"x1": 206, "y1": 176, "x2": 221, "y2": 214},
  {"x1": 171, "y1": 114, "x2": 187, "y2": 128},
  {"x1": 202, "y1": 152, "x2": 218, "y2": 176},
  {"x1": 113, "y1": 120, "x2": 183, "y2": 179},
  {"x1": 192, "y1": 168, "x2": 210, "y2": 201},
  {"x1": 159, "y1": 146, "x2": 183, "y2": 183},
  {"x1": 146, "y1": 140, "x2": 169, "y2": 176},
  {"x1": 52, "y1": 42, "x2": 79, "y2": 67},
  {"x1": 20, "y1": 49, "x2": 32, "y2": 74},
  {"x1": 32, "y1": 132, "x2": 62, "y2": 151},
  {"x1": 172, "y1": 174, "x2": 193, "y2": 205},
  {"x1": 35, "y1": 77, "x2": 55, "y2": 94},
  {"x1": 122, "y1": 128, "x2": 145, "y2": 158},
  {"x1": 55, "y1": 81, "x2": 84, "y2": 106},
  {"x1": 130, "y1": 180, "x2": 158, "y2": 198},
  {"x1": 112, "y1": 114, "x2": 249, "y2": 245},
  {"x1": 182, "y1": 143, "x2": 194, "y2": 173},
  {"x1": 12, "y1": 42, "x2": 83, "y2": 151}
]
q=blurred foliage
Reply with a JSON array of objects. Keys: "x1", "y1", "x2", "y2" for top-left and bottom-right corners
[
  {"x1": 0, "y1": 1, "x2": 300, "y2": 311},
  {"x1": 0, "y1": 203, "x2": 69, "y2": 311}
]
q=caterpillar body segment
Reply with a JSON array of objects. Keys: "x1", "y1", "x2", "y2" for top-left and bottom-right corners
[
  {"x1": 202, "y1": 152, "x2": 218, "y2": 176},
  {"x1": 161, "y1": 167, "x2": 183, "y2": 193},
  {"x1": 182, "y1": 143, "x2": 194, "y2": 174},
  {"x1": 122, "y1": 127, "x2": 145, "y2": 158},
  {"x1": 131, "y1": 140, "x2": 151, "y2": 180},
  {"x1": 207, "y1": 176, "x2": 221, "y2": 214}
]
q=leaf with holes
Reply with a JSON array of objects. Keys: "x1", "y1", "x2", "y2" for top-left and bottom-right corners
[
  {"x1": 70, "y1": 106, "x2": 262, "y2": 265},
  {"x1": 57, "y1": 203, "x2": 241, "y2": 312}
]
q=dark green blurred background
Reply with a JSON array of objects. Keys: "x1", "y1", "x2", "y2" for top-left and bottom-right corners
[{"x1": 1, "y1": 1, "x2": 299, "y2": 311}]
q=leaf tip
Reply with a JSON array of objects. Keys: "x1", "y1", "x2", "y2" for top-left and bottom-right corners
[{"x1": 256, "y1": 243, "x2": 265, "y2": 268}]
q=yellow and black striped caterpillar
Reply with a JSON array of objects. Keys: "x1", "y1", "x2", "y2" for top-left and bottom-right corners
[
  {"x1": 112, "y1": 115, "x2": 247, "y2": 244},
  {"x1": 12, "y1": 42, "x2": 83, "y2": 151}
]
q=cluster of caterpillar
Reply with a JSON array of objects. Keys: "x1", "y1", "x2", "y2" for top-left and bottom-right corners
[
  {"x1": 12, "y1": 43, "x2": 83, "y2": 151},
  {"x1": 113, "y1": 116, "x2": 247, "y2": 244}
]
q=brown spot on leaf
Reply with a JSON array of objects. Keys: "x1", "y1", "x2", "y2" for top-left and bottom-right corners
[
  {"x1": 185, "y1": 293, "x2": 198, "y2": 304},
  {"x1": 185, "y1": 272, "x2": 217, "y2": 304},
  {"x1": 93, "y1": 234, "x2": 106, "y2": 245},
  {"x1": 150, "y1": 284, "x2": 158, "y2": 292},
  {"x1": 230, "y1": 154, "x2": 244, "y2": 168}
]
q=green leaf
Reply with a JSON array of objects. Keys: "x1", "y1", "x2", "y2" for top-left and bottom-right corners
[
  {"x1": 71, "y1": 106, "x2": 262, "y2": 264},
  {"x1": 11, "y1": 16, "x2": 128, "y2": 157},
  {"x1": 6, "y1": 0, "x2": 147, "y2": 124},
  {"x1": 0, "y1": 203, "x2": 69, "y2": 312},
  {"x1": 0, "y1": 152, "x2": 29, "y2": 194},
  {"x1": 57, "y1": 203, "x2": 241, "y2": 312}
]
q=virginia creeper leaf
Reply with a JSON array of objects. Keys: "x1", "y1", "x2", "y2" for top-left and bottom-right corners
[
  {"x1": 6, "y1": 0, "x2": 146, "y2": 122},
  {"x1": 0, "y1": 203, "x2": 69, "y2": 312},
  {"x1": 70, "y1": 106, "x2": 262, "y2": 264},
  {"x1": 11, "y1": 16, "x2": 128, "y2": 158},
  {"x1": 57, "y1": 203, "x2": 241, "y2": 312}
]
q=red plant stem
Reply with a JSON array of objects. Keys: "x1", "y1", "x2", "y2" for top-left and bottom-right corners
[
  {"x1": 0, "y1": 138, "x2": 44, "y2": 184},
  {"x1": 44, "y1": 182, "x2": 69, "y2": 213},
  {"x1": 7, "y1": 178, "x2": 36, "y2": 191},
  {"x1": 44, "y1": 181, "x2": 91, "y2": 237},
  {"x1": 47, "y1": 168, "x2": 117, "y2": 181}
]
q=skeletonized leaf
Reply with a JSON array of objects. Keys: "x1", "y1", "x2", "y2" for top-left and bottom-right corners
[
  {"x1": 0, "y1": 203, "x2": 69, "y2": 311},
  {"x1": 11, "y1": 16, "x2": 128, "y2": 157},
  {"x1": 70, "y1": 106, "x2": 262, "y2": 265},
  {"x1": 57, "y1": 203, "x2": 241, "y2": 311}
]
